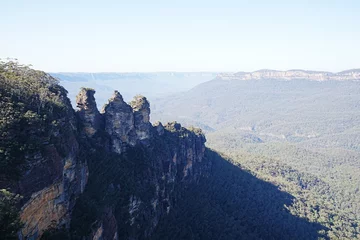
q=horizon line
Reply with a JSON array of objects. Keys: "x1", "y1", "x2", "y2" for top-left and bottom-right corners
[{"x1": 48, "y1": 68, "x2": 360, "y2": 75}]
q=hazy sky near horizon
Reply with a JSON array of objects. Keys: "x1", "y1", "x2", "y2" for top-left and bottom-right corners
[{"x1": 1, "y1": 0, "x2": 359, "y2": 72}]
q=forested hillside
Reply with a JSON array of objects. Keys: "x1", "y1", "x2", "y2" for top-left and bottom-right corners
[{"x1": 152, "y1": 77, "x2": 360, "y2": 239}]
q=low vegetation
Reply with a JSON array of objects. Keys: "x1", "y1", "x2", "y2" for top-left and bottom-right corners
[{"x1": 0, "y1": 189, "x2": 23, "y2": 240}]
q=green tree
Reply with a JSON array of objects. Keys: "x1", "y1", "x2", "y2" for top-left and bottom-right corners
[{"x1": 0, "y1": 189, "x2": 23, "y2": 240}]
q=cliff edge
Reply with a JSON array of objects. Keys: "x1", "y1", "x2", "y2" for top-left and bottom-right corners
[{"x1": 0, "y1": 62, "x2": 209, "y2": 240}]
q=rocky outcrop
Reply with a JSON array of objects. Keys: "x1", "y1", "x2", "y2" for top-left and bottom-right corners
[
  {"x1": 153, "y1": 121, "x2": 164, "y2": 136},
  {"x1": 100, "y1": 91, "x2": 153, "y2": 153},
  {"x1": 130, "y1": 95, "x2": 151, "y2": 141},
  {"x1": 76, "y1": 88, "x2": 102, "y2": 137},
  {"x1": 70, "y1": 92, "x2": 208, "y2": 240},
  {"x1": 217, "y1": 69, "x2": 360, "y2": 81},
  {"x1": 163, "y1": 122, "x2": 206, "y2": 179},
  {"x1": 101, "y1": 91, "x2": 137, "y2": 153}
]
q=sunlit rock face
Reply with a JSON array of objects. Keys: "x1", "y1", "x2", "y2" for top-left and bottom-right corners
[
  {"x1": 76, "y1": 88, "x2": 102, "y2": 137},
  {"x1": 100, "y1": 91, "x2": 153, "y2": 153},
  {"x1": 102, "y1": 91, "x2": 136, "y2": 153},
  {"x1": 130, "y1": 95, "x2": 152, "y2": 141}
]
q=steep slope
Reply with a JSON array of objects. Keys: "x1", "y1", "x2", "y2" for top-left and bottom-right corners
[
  {"x1": 151, "y1": 77, "x2": 360, "y2": 239},
  {"x1": 0, "y1": 61, "x2": 87, "y2": 239}
]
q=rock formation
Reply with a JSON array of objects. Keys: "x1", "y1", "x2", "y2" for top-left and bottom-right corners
[
  {"x1": 70, "y1": 91, "x2": 207, "y2": 240},
  {"x1": 76, "y1": 88, "x2": 102, "y2": 137},
  {"x1": 0, "y1": 64, "x2": 208, "y2": 239},
  {"x1": 102, "y1": 90, "x2": 137, "y2": 153},
  {"x1": 153, "y1": 121, "x2": 164, "y2": 136},
  {"x1": 98, "y1": 91, "x2": 154, "y2": 153},
  {"x1": 130, "y1": 95, "x2": 151, "y2": 141}
]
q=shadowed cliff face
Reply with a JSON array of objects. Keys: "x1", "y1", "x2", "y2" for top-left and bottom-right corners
[
  {"x1": 151, "y1": 150, "x2": 328, "y2": 240},
  {"x1": 69, "y1": 89, "x2": 208, "y2": 240}
]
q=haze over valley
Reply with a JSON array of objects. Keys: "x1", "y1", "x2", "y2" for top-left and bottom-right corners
[{"x1": 51, "y1": 72, "x2": 218, "y2": 108}]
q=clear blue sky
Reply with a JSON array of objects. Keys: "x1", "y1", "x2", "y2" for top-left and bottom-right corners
[{"x1": 1, "y1": 0, "x2": 359, "y2": 72}]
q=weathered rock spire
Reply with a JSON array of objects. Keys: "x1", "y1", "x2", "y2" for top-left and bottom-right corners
[
  {"x1": 130, "y1": 95, "x2": 151, "y2": 140},
  {"x1": 153, "y1": 121, "x2": 164, "y2": 136},
  {"x1": 102, "y1": 90, "x2": 136, "y2": 153},
  {"x1": 76, "y1": 87, "x2": 102, "y2": 137}
]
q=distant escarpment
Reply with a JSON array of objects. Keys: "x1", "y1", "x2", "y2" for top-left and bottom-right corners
[
  {"x1": 0, "y1": 62, "x2": 208, "y2": 239},
  {"x1": 217, "y1": 69, "x2": 360, "y2": 81}
]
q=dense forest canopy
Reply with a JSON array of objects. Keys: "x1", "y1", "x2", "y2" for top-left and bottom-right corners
[
  {"x1": 0, "y1": 60, "x2": 71, "y2": 179},
  {"x1": 152, "y1": 77, "x2": 360, "y2": 239}
]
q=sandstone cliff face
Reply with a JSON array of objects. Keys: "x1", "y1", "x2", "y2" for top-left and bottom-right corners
[
  {"x1": 217, "y1": 69, "x2": 360, "y2": 81},
  {"x1": 0, "y1": 71, "x2": 88, "y2": 239},
  {"x1": 17, "y1": 102, "x2": 89, "y2": 240}
]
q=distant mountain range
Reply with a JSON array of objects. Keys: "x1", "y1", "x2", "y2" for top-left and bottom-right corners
[
  {"x1": 216, "y1": 69, "x2": 360, "y2": 81},
  {"x1": 50, "y1": 69, "x2": 360, "y2": 109},
  {"x1": 50, "y1": 72, "x2": 219, "y2": 107}
]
